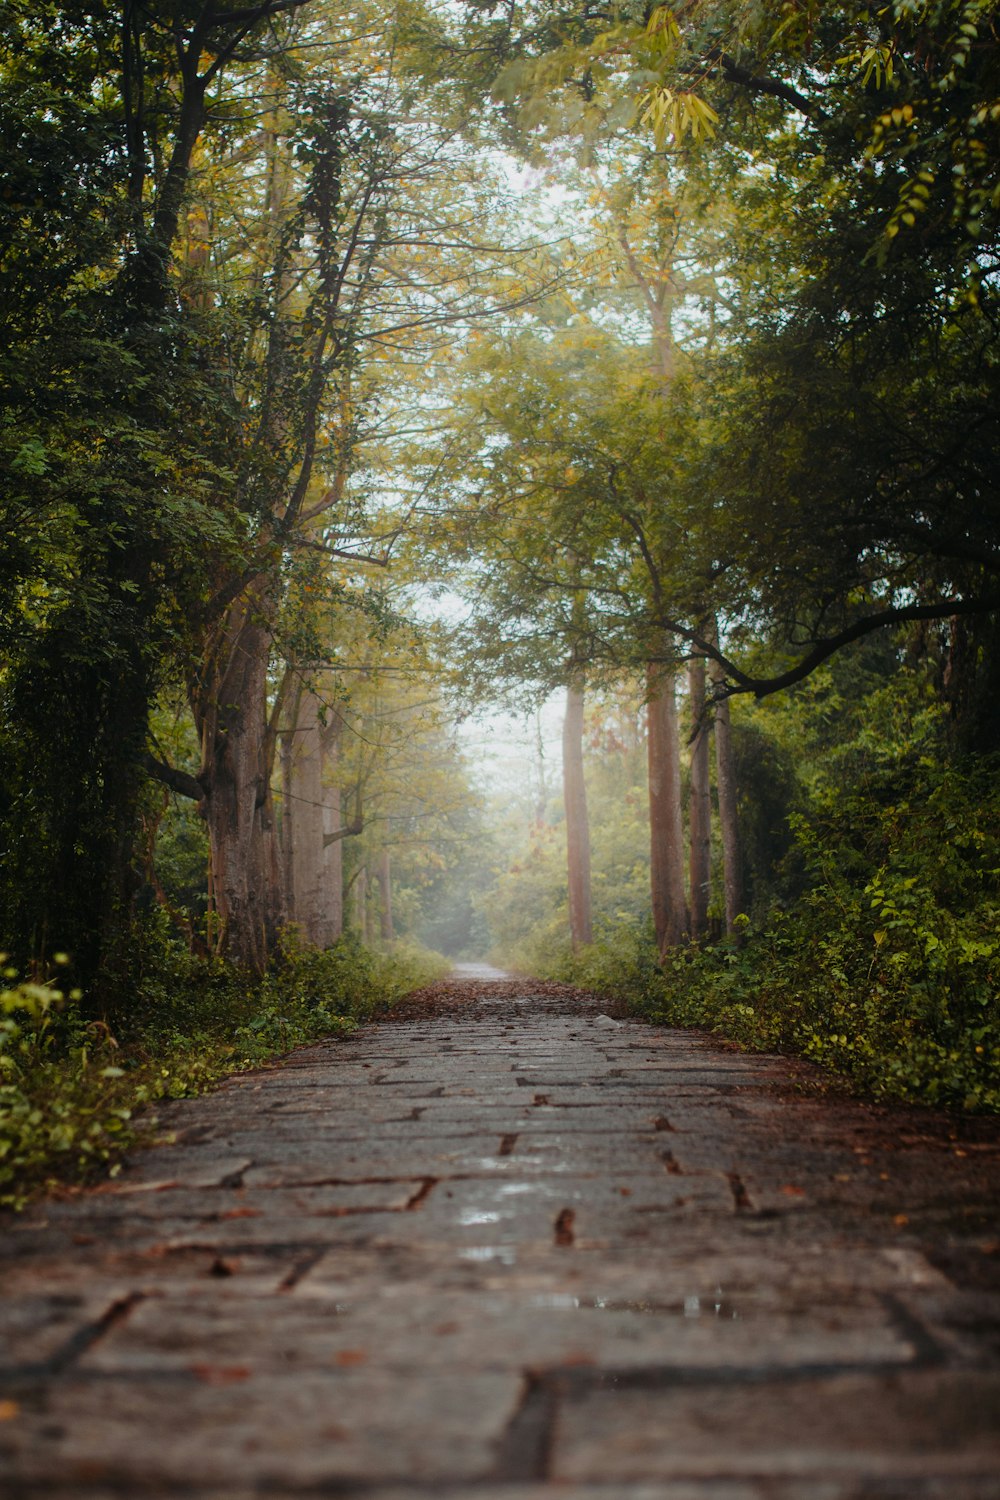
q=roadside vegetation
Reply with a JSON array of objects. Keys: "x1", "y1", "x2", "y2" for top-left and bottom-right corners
[
  {"x1": 488, "y1": 658, "x2": 1000, "y2": 1112},
  {"x1": 544, "y1": 751, "x2": 1000, "y2": 1113},
  {"x1": 0, "y1": 936, "x2": 447, "y2": 1210}
]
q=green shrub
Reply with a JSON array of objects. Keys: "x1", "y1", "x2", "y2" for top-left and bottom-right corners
[
  {"x1": 544, "y1": 758, "x2": 1000, "y2": 1112},
  {"x1": 0, "y1": 934, "x2": 448, "y2": 1210}
]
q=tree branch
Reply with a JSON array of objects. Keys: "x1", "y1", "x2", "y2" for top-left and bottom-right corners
[
  {"x1": 208, "y1": 0, "x2": 312, "y2": 26},
  {"x1": 706, "y1": 48, "x2": 818, "y2": 119},
  {"x1": 323, "y1": 815, "x2": 363, "y2": 847},
  {"x1": 144, "y1": 754, "x2": 205, "y2": 803},
  {"x1": 689, "y1": 596, "x2": 1000, "y2": 700}
]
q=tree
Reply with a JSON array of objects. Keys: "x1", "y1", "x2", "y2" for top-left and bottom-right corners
[
  {"x1": 483, "y1": 1, "x2": 1000, "y2": 712},
  {"x1": 562, "y1": 675, "x2": 594, "y2": 947},
  {"x1": 137, "y1": 4, "x2": 549, "y2": 969},
  {"x1": 0, "y1": 1, "x2": 327, "y2": 1002},
  {"x1": 281, "y1": 680, "x2": 353, "y2": 949}
]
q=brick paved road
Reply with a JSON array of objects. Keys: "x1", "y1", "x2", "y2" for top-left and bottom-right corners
[{"x1": 2, "y1": 975, "x2": 1000, "y2": 1498}]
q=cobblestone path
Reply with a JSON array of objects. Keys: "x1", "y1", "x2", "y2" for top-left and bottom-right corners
[{"x1": 2, "y1": 974, "x2": 1000, "y2": 1499}]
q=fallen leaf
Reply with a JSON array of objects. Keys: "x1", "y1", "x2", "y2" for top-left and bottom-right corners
[
  {"x1": 0, "y1": 1400, "x2": 20, "y2": 1422},
  {"x1": 334, "y1": 1349, "x2": 368, "y2": 1366},
  {"x1": 189, "y1": 1363, "x2": 252, "y2": 1385},
  {"x1": 218, "y1": 1207, "x2": 260, "y2": 1220},
  {"x1": 780, "y1": 1184, "x2": 806, "y2": 1197},
  {"x1": 208, "y1": 1256, "x2": 239, "y2": 1277}
]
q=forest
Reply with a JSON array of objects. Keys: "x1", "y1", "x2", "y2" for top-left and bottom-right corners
[{"x1": 1, "y1": 0, "x2": 999, "y2": 1204}]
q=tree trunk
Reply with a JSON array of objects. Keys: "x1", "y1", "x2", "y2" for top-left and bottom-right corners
[
  {"x1": 285, "y1": 685, "x2": 325, "y2": 945},
  {"x1": 319, "y1": 712, "x2": 344, "y2": 945},
  {"x1": 562, "y1": 678, "x2": 593, "y2": 949},
  {"x1": 282, "y1": 684, "x2": 346, "y2": 948},
  {"x1": 377, "y1": 848, "x2": 393, "y2": 943},
  {"x1": 354, "y1": 865, "x2": 369, "y2": 943},
  {"x1": 194, "y1": 585, "x2": 280, "y2": 974},
  {"x1": 687, "y1": 655, "x2": 711, "y2": 940},
  {"x1": 706, "y1": 645, "x2": 744, "y2": 942},
  {"x1": 647, "y1": 659, "x2": 688, "y2": 956}
]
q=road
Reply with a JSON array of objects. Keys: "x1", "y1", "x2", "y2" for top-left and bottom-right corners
[{"x1": 2, "y1": 973, "x2": 999, "y2": 1498}]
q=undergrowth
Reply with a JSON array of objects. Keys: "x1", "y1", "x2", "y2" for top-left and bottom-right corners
[
  {"x1": 536, "y1": 757, "x2": 1000, "y2": 1113},
  {"x1": 0, "y1": 933, "x2": 448, "y2": 1210}
]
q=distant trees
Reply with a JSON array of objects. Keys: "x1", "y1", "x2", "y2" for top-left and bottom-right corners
[{"x1": 406, "y1": 0, "x2": 998, "y2": 956}]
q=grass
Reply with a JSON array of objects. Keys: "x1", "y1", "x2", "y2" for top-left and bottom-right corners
[{"x1": 0, "y1": 934, "x2": 448, "y2": 1210}]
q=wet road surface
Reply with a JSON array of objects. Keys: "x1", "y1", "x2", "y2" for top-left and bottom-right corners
[{"x1": 2, "y1": 976, "x2": 1000, "y2": 1498}]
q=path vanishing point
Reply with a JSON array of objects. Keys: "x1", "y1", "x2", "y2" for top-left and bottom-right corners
[{"x1": 2, "y1": 968, "x2": 1000, "y2": 1498}]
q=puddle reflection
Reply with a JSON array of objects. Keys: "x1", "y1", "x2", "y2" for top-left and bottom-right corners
[{"x1": 527, "y1": 1290, "x2": 741, "y2": 1319}]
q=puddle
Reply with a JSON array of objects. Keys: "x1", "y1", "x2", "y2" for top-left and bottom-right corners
[
  {"x1": 459, "y1": 1246, "x2": 518, "y2": 1264},
  {"x1": 524, "y1": 1291, "x2": 742, "y2": 1319},
  {"x1": 683, "y1": 1293, "x2": 741, "y2": 1319},
  {"x1": 459, "y1": 1209, "x2": 504, "y2": 1226}
]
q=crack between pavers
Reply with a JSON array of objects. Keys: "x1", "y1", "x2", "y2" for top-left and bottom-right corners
[
  {"x1": 540, "y1": 1349, "x2": 946, "y2": 1398},
  {"x1": 257, "y1": 1174, "x2": 432, "y2": 1190},
  {"x1": 881, "y1": 1291, "x2": 948, "y2": 1367},
  {"x1": 7, "y1": 1471, "x2": 1000, "y2": 1500},
  {"x1": 277, "y1": 1247, "x2": 328, "y2": 1292},
  {"x1": 218, "y1": 1163, "x2": 252, "y2": 1189},
  {"x1": 489, "y1": 1368, "x2": 557, "y2": 1482},
  {"x1": 0, "y1": 1291, "x2": 145, "y2": 1386},
  {"x1": 405, "y1": 1176, "x2": 438, "y2": 1210},
  {"x1": 727, "y1": 1170, "x2": 753, "y2": 1211}
]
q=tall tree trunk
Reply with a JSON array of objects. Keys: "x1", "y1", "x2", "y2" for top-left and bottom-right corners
[
  {"x1": 194, "y1": 585, "x2": 280, "y2": 973},
  {"x1": 282, "y1": 684, "x2": 346, "y2": 948},
  {"x1": 647, "y1": 659, "x2": 688, "y2": 956},
  {"x1": 319, "y1": 712, "x2": 344, "y2": 945},
  {"x1": 706, "y1": 640, "x2": 744, "y2": 942},
  {"x1": 687, "y1": 655, "x2": 711, "y2": 940},
  {"x1": 354, "y1": 866, "x2": 369, "y2": 943},
  {"x1": 562, "y1": 678, "x2": 593, "y2": 949},
  {"x1": 285, "y1": 685, "x2": 325, "y2": 946},
  {"x1": 280, "y1": 722, "x2": 295, "y2": 920},
  {"x1": 185, "y1": 80, "x2": 306, "y2": 972},
  {"x1": 532, "y1": 709, "x2": 548, "y2": 829},
  {"x1": 377, "y1": 848, "x2": 393, "y2": 943}
]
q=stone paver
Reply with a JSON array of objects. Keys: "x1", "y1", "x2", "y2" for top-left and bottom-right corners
[{"x1": 2, "y1": 977, "x2": 1000, "y2": 1498}]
